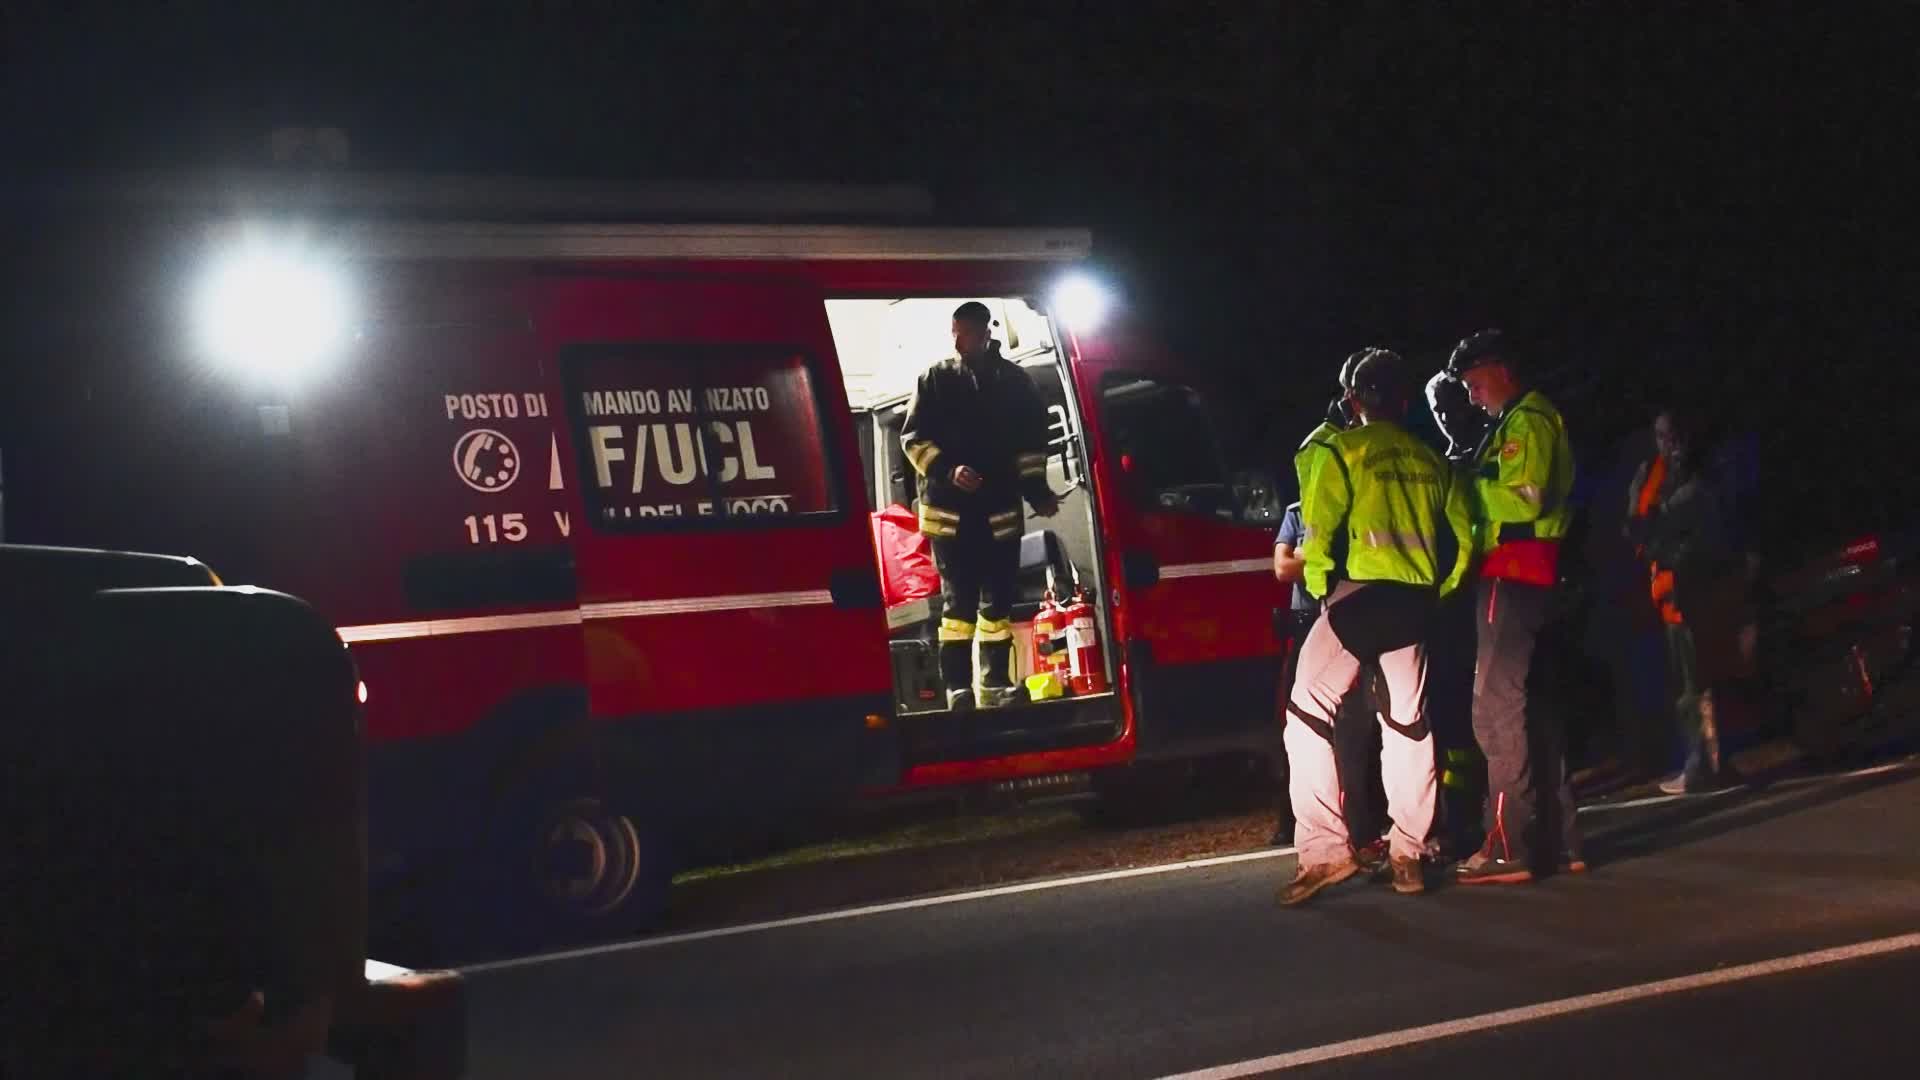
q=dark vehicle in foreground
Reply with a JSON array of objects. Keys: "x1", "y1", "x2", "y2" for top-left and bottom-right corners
[{"x1": 1, "y1": 543, "x2": 463, "y2": 1078}]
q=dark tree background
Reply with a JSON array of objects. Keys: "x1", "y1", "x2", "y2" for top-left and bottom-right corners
[{"x1": 5, "y1": 1, "x2": 1917, "y2": 540}]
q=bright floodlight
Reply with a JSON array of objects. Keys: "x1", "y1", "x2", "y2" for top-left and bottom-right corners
[
  {"x1": 192, "y1": 242, "x2": 351, "y2": 382},
  {"x1": 1052, "y1": 273, "x2": 1111, "y2": 334}
]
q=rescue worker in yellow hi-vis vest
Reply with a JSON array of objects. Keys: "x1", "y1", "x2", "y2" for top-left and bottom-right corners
[
  {"x1": 901, "y1": 301, "x2": 1059, "y2": 711},
  {"x1": 1445, "y1": 329, "x2": 1585, "y2": 885},
  {"x1": 1291, "y1": 349, "x2": 1367, "y2": 498},
  {"x1": 1278, "y1": 348, "x2": 1474, "y2": 906},
  {"x1": 1287, "y1": 347, "x2": 1393, "y2": 871}
]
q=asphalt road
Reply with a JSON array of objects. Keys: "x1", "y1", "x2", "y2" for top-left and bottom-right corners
[{"x1": 454, "y1": 760, "x2": 1920, "y2": 1078}]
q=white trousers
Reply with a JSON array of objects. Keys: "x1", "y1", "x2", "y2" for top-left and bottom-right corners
[{"x1": 1284, "y1": 582, "x2": 1438, "y2": 867}]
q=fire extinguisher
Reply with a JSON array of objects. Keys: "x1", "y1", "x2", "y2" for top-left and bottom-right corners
[
  {"x1": 1062, "y1": 572, "x2": 1110, "y2": 696},
  {"x1": 1031, "y1": 568, "x2": 1072, "y2": 682}
]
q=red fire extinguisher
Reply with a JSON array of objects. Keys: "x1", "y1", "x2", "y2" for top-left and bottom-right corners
[
  {"x1": 1063, "y1": 577, "x2": 1109, "y2": 696},
  {"x1": 1031, "y1": 568, "x2": 1072, "y2": 682}
]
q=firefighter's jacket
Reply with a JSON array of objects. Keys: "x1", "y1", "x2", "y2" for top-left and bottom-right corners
[
  {"x1": 1471, "y1": 389, "x2": 1575, "y2": 585},
  {"x1": 1299, "y1": 420, "x2": 1474, "y2": 601},
  {"x1": 901, "y1": 344, "x2": 1053, "y2": 542}
]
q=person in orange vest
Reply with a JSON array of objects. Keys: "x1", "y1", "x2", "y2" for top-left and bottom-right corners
[
  {"x1": 1629, "y1": 405, "x2": 1747, "y2": 794},
  {"x1": 1445, "y1": 330, "x2": 1585, "y2": 885}
]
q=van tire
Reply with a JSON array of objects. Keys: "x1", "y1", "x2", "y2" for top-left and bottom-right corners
[{"x1": 442, "y1": 792, "x2": 674, "y2": 962}]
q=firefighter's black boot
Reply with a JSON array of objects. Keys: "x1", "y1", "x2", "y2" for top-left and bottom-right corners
[
  {"x1": 939, "y1": 640, "x2": 974, "y2": 712},
  {"x1": 976, "y1": 632, "x2": 1018, "y2": 708}
]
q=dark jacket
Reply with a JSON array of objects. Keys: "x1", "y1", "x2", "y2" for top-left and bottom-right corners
[{"x1": 900, "y1": 343, "x2": 1053, "y2": 540}]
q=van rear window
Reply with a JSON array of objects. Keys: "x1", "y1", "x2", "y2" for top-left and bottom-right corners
[{"x1": 563, "y1": 344, "x2": 838, "y2": 530}]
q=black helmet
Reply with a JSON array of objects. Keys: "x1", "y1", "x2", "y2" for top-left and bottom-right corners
[
  {"x1": 1349, "y1": 348, "x2": 1411, "y2": 411},
  {"x1": 1446, "y1": 328, "x2": 1509, "y2": 376},
  {"x1": 1425, "y1": 369, "x2": 1470, "y2": 413},
  {"x1": 1338, "y1": 349, "x2": 1370, "y2": 390}
]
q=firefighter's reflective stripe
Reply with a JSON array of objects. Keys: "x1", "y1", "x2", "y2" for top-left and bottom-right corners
[
  {"x1": 919, "y1": 503, "x2": 960, "y2": 537},
  {"x1": 1360, "y1": 529, "x2": 1433, "y2": 552},
  {"x1": 904, "y1": 439, "x2": 942, "y2": 476},
  {"x1": 1016, "y1": 451, "x2": 1048, "y2": 479},
  {"x1": 939, "y1": 616, "x2": 976, "y2": 642},
  {"x1": 988, "y1": 508, "x2": 1022, "y2": 541},
  {"x1": 974, "y1": 615, "x2": 1013, "y2": 642}
]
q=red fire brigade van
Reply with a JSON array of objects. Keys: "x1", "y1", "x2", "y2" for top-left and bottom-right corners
[{"x1": 0, "y1": 174, "x2": 1288, "y2": 950}]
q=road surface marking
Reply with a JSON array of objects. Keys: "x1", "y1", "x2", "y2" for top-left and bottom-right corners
[
  {"x1": 1160, "y1": 930, "x2": 1920, "y2": 1078},
  {"x1": 364, "y1": 959, "x2": 415, "y2": 981},
  {"x1": 460, "y1": 845, "x2": 1298, "y2": 975},
  {"x1": 1580, "y1": 755, "x2": 1917, "y2": 814},
  {"x1": 1577, "y1": 787, "x2": 1746, "y2": 814},
  {"x1": 461, "y1": 756, "x2": 1919, "y2": 976}
]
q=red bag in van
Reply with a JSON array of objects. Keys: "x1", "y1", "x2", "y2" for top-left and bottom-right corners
[{"x1": 871, "y1": 503, "x2": 940, "y2": 607}]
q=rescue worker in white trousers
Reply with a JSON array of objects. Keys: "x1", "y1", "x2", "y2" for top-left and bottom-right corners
[{"x1": 1279, "y1": 349, "x2": 1475, "y2": 905}]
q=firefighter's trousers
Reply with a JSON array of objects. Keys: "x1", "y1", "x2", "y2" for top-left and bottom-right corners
[
  {"x1": 932, "y1": 527, "x2": 1021, "y2": 692},
  {"x1": 1472, "y1": 578, "x2": 1582, "y2": 865},
  {"x1": 1283, "y1": 581, "x2": 1438, "y2": 869}
]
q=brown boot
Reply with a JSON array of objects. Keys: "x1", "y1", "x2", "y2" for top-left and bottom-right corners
[
  {"x1": 1278, "y1": 858, "x2": 1360, "y2": 906},
  {"x1": 1390, "y1": 856, "x2": 1426, "y2": 895}
]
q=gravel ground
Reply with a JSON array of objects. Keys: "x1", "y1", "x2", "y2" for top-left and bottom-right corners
[{"x1": 662, "y1": 800, "x2": 1283, "y2": 933}]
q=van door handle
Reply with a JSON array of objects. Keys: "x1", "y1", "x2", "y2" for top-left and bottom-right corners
[{"x1": 828, "y1": 566, "x2": 883, "y2": 610}]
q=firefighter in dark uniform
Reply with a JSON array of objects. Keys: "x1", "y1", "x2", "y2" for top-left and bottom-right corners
[{"x1": 901, "y1": 301, "x2": 1059, "y2": 710}]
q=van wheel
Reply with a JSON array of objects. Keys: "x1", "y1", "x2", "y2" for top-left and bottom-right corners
[
  {"x1": 445, "y1": 794, "x2": 673, "y2": 962},
  {"x1": 529, "y1": 797, "x2": 650, "y2": 921}
]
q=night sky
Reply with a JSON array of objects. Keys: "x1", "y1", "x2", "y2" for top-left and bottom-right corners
[{"x1": 5, "y1": 2, "x2": 1917, "y2": 532}]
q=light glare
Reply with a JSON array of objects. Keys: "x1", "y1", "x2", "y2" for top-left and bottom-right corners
[
  {"x1": 1052, "y1": 274, "x2": 1111, "y2": 333},
  {"x1": 193, "y1": 243, "x2": 351, "y2": 382}
]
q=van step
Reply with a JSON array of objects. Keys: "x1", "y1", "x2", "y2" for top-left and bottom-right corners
[{"x1": 987, "y1": 771, "x2": 1093, "y2": 804}]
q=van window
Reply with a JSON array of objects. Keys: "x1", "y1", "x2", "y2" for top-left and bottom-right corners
[
  {"x1": 1099, "y1": 375, "x2": 1242, "y2": 521},
  {"x1": 563, "y1": 344, "x2": 838, "y2": 530}
]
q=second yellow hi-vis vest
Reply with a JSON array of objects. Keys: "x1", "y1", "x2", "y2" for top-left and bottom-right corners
[
  {"x1": 1299, "y1": 420, "x2": 1474, "y2": 601},
  {"x1": 1471, "y1": 388, "x2": 1575, "y2": 584},
  {"x1": 1293, "y1": 419, "x2": 1344, "y2": 500}
]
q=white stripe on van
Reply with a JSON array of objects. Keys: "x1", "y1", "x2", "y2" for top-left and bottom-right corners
[
  {"x1": 1157, "y1": 559, "x2": 1272, "y2": 581},
  {"x1": 337, "y1": 610, "x2": 584, "y2": 643},
  {"x1": 579, "y1": 590, "x2": 834, "y2": 619},
  {"x1": 336, "y1": 589, "x2": 836, "y2": 644}
]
